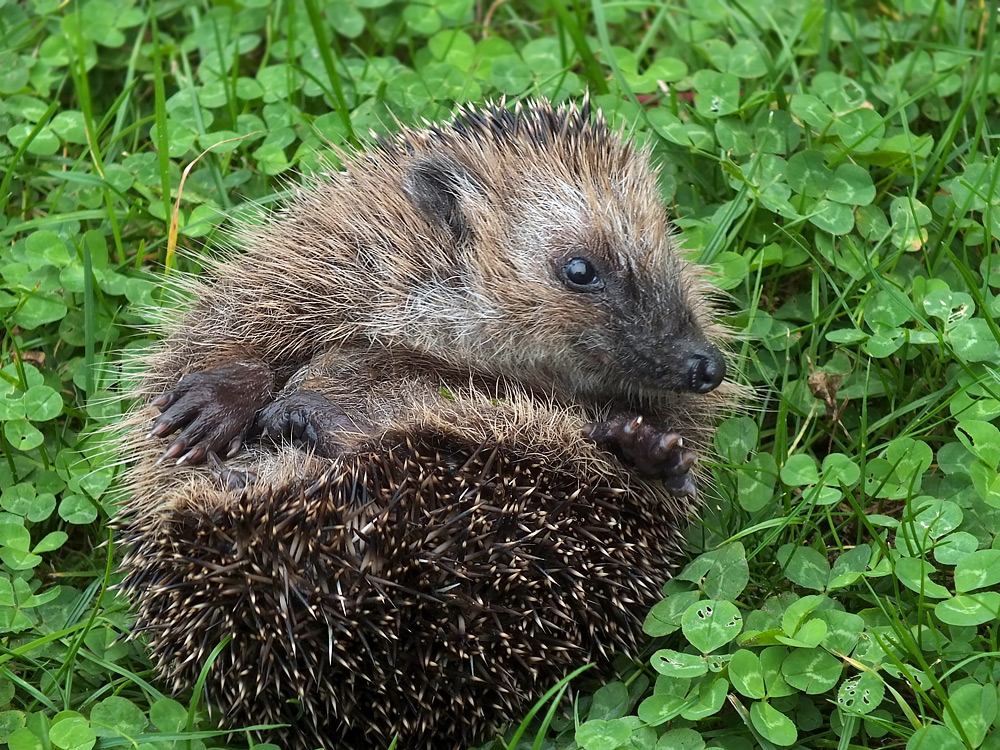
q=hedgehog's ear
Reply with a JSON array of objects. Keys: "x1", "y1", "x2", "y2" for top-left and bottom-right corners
[{"x1": 403, "y1": 157, "x2": 483, "y2": 245}]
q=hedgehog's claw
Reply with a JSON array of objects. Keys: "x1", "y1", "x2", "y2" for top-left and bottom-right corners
[
  {"x1": 584, "y1": 415, "x2": 698, "y2": 496},
  {"x1": 225, "y1": 436, "x2": 243, "y2": 458},
  {"x1": 662, "y1": 447, "x2": 697, "y2": 478},
  {"x1": 177, "y1": 446, "x2": 207, "y2": 466},
  {"x1": 148, "y1": 420, "x2": 174, "y2": 438},
  {"x1": 207, "y1": 452, "x2": 258, "y2": 491},
  {"x1": 156, "y1": 440, "x2": 187, "y2": 466},
  {"x1": 151, "y1": 392, "x2": 174, "y2": 410},
  {"x1": 651, "y1": 432, "x2": 681, "y2": 462}
]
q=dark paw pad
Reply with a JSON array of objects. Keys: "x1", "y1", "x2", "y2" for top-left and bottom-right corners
[
  {"x1": 585, "y1": 415, "x2": 697, "y2": 497},
  {"x1": 149, "y1": 360, "x2": 275, "y2": 466}
]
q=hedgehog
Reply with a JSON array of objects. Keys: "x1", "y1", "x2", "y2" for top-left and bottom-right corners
[{"x1": 116, "y1": 98, "x2": 738, "y2": 750}]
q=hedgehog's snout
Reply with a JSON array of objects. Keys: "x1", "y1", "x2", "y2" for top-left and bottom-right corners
[{"x1": 686, "y1": 346, "x2": 727, "y2": 393}]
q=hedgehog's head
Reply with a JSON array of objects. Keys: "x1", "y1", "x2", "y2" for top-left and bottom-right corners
[{"x1": 391, "y1": 99, "x2": 728, "y2": 400}]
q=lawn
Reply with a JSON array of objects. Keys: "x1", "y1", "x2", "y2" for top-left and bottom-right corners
[{"x1": 1, "y1": 0, "x2": 999, "y2": 749}]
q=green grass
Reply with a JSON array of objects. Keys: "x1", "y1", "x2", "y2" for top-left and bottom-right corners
[{"x1": 1, "y1": 0, "x2": 999, "y2": 749}]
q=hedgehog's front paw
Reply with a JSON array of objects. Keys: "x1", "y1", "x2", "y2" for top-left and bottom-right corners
[
  {"x1": 149, "y1": 360, "x2": 275, "y2": 466},
  {"x1": 585, "y1": 415, "x2": 697, "y2": 497},
  {"x1": 206, "y1": 452, "x2": 258, "y2": 492},
  {"x1": 255, "y1": 390, "x2": 361, "y2": 457}
]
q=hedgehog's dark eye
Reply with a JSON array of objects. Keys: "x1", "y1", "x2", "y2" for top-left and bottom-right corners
[{"x1": 562, "y1": 257, "x2": 603, "y2": 291}]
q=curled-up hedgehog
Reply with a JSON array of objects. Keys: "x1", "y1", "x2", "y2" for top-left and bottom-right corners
[{"x1": 117, "y1": 98, "x2": 738, "y2": 750}]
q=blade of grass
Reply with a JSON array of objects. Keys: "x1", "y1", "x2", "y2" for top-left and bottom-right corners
[
  {"x1": 302, "y1": 0, "x2": 357, "y2": 144},
  {"x1": 149, "y1": 7, "x2": 175, "y2": 267},
  {"x1": 548, "y1": 0, "x2": 608, "y2": 94}
]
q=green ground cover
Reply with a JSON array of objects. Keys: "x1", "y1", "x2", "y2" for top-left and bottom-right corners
[{"x1": 2, "y1": 0, "x2": 999, "y2": 748}]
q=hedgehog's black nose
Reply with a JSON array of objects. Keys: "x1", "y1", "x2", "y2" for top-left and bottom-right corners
[{"x1": 687, "y1": 347, "x2": 726, "y2": 393}]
